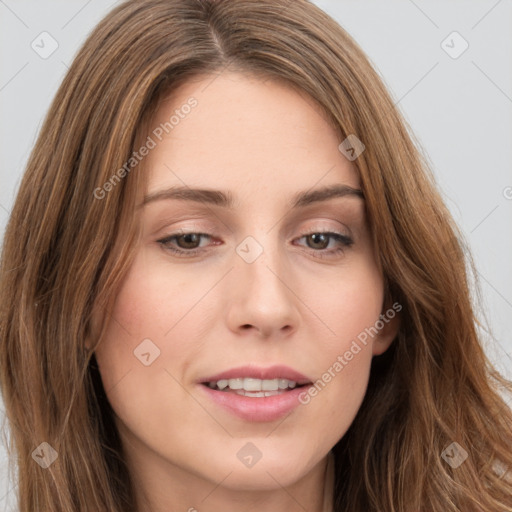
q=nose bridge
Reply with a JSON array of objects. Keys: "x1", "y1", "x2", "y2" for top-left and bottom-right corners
[
  {"x1": 237, "y1": 232, "x2": 289, "y2": 300},
  {"x1": 226, "y1": 230, "x2": 300, "y2": 336}
]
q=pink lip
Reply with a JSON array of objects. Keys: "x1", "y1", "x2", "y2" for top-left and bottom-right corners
[
  {"x1": 198, "y1": 383, "x2": 313, "y2": 422},
  {"x1": 198, "y1": 365, "x2": 313, "y2": 422},
  {"x1": 199, "y1": 365, "x2": 312, "y2": 385}
]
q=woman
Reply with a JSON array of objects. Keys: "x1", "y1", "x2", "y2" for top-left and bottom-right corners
[{"x1": 1, "y1": 1, "x2": 511, "y2": 511}]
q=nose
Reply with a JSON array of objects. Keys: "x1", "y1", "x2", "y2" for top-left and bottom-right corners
[{"x1": 225, "y1": 240, "x2": 301, "y2": 339}]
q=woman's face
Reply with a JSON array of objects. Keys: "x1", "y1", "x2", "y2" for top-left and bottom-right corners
[{"x1": 94, "y1": 71, "x2": 398, "y2": 507}]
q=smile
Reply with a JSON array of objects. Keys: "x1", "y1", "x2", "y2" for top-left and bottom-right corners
[
  {"x1": 198, "y1": 367, "x2": 313, "y2": 421},
  {"x1": 204, "y1": 377, "x2": 302, "y2": 396}
]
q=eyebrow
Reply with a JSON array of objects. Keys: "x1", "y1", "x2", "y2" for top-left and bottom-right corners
[{"x1": 142, "y1": 183, "x2": 364, "y2": 209}]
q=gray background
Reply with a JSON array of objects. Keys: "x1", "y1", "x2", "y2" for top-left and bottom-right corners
[{"x1": 1, "y1": 0, "x2": 511, "y2": 509}]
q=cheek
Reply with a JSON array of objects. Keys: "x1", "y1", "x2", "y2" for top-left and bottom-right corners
[
  {"x1": 110, "y1": 250, "x2": 200, "y2": 336},
  {"x1": 92, "y1": 253, "x2": 202, "y2": 450},
  {"x1": 93, "y1": 250, "x2": 200, "y2": 398},
  {"x1": 296, "y1": 254, "x2": 384, "y2": 422},
  {"x1": 309, "y1": 252, "x2": 384, "y2": 351}
]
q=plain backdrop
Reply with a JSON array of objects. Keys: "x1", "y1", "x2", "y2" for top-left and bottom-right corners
[{"x1": 0, "y1": 1, "x2": 511, "y2": 509}]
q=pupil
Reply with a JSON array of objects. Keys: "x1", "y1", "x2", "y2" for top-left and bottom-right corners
[
  {"x1": 179, "y1": 233, "x2": 199, "y2": 249},
  {"x1": 309, "y1": 233, "x2": 328, "y2": 249}
]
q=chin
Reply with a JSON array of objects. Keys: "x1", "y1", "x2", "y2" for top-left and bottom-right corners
[{"x1": 216, "y1": 467, "x2": 305, "y2": 491}]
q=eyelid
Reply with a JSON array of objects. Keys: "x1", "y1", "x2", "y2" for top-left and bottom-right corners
[{"x1": 156, "y1": 226, "x2": 354, "y2": 260}]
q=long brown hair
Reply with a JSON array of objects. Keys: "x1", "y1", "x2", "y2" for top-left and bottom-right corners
[{"x1": 1, "y1": 1, "x2": 511, "y2": 510}]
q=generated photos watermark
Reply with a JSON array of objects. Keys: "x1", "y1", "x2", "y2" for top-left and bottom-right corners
[
  {"x1": 298, "y1": 302, "x2": 402, "y2": 405},
  {"x1": 93, "y1": 97, "x2": 198, "y2": 200}
]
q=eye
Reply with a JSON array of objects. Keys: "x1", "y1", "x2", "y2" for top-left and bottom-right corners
[
  {"x1": 294, "y1": 230, "x2": 353, "y2": 259},
  {"x1": 157, "y1": 231, "x2": 215, "y2": 257},
  {"x1": 156, "y1": 229, "x2": 353, "y2": 259}
]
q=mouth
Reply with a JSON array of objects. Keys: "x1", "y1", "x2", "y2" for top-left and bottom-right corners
[
  {"x1": 201, "y1": 377, "x2": 310, "y2": 397},
  {"x1": 197, "y1": 365, "x2": 314, "y2": 421}
]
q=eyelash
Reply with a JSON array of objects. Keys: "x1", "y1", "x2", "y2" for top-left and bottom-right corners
[{"x1": 157, "y1": 229, "x2": 353, "y2": 260}]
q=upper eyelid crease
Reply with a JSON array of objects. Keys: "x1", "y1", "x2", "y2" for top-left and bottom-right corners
[{"x1": 141, "y1": 184, "x2": 364, "y2": 209}]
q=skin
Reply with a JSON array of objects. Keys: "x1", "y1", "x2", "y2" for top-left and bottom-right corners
[{"x1": 92, "y1": 71, "x2": 399, "y2": 512}]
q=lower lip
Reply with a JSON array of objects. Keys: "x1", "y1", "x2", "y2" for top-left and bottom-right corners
[{"x1": 199, "y1": 384, "x2": 312, "y2": 422}]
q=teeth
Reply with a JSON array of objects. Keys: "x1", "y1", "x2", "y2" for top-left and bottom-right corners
[
  {"x1": 235, "y1": 390, "x2": 282, "y2": 397},
  {"x1": 278, "y1": 378, "x2": 289, "y2": 389},
  {"x1": 244, "y1": 391, "x2": 265, "y2": 397},
  {"x1": 217, "y1": 379, "x2": 229, "y2": 390},
  {"x1": 228, "y1": 378, "x2": 244, "y2": 390},
  {"x1": 243, "y1": 378, "x2": 262, "y2": 391},
  {"x1": 209, "y1": 378, "x2": 298, "y2": 391},
  {"x1": 262, "y1": 379, "x2": 279, "y2": 391}
]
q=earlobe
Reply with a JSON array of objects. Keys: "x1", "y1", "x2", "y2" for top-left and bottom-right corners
[
  {"x1": 85, "y1": 303, "x2": 103, "y2": 353},
  {"x1": 83, "y1": 331, "x2": 95, "y2": 353},
  {"x1": 372, "y1": 302, "x2": 401, "y2": 356}
]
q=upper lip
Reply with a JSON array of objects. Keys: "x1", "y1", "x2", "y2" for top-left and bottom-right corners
[{"x1": 200, "y1": 365, "x2": 312, "y2": 386}]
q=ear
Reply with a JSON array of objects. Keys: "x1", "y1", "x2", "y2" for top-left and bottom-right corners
[
  {"x1": 84, "y1": 328, "x2": 95, "y2": 352},
  {"x1": 371, "y1": 300, "x2": 401, "y2": 356}
]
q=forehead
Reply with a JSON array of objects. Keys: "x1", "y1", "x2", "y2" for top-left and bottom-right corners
[{"x1": 143, "y1": 71, "x2": 359, "y2": 199}]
